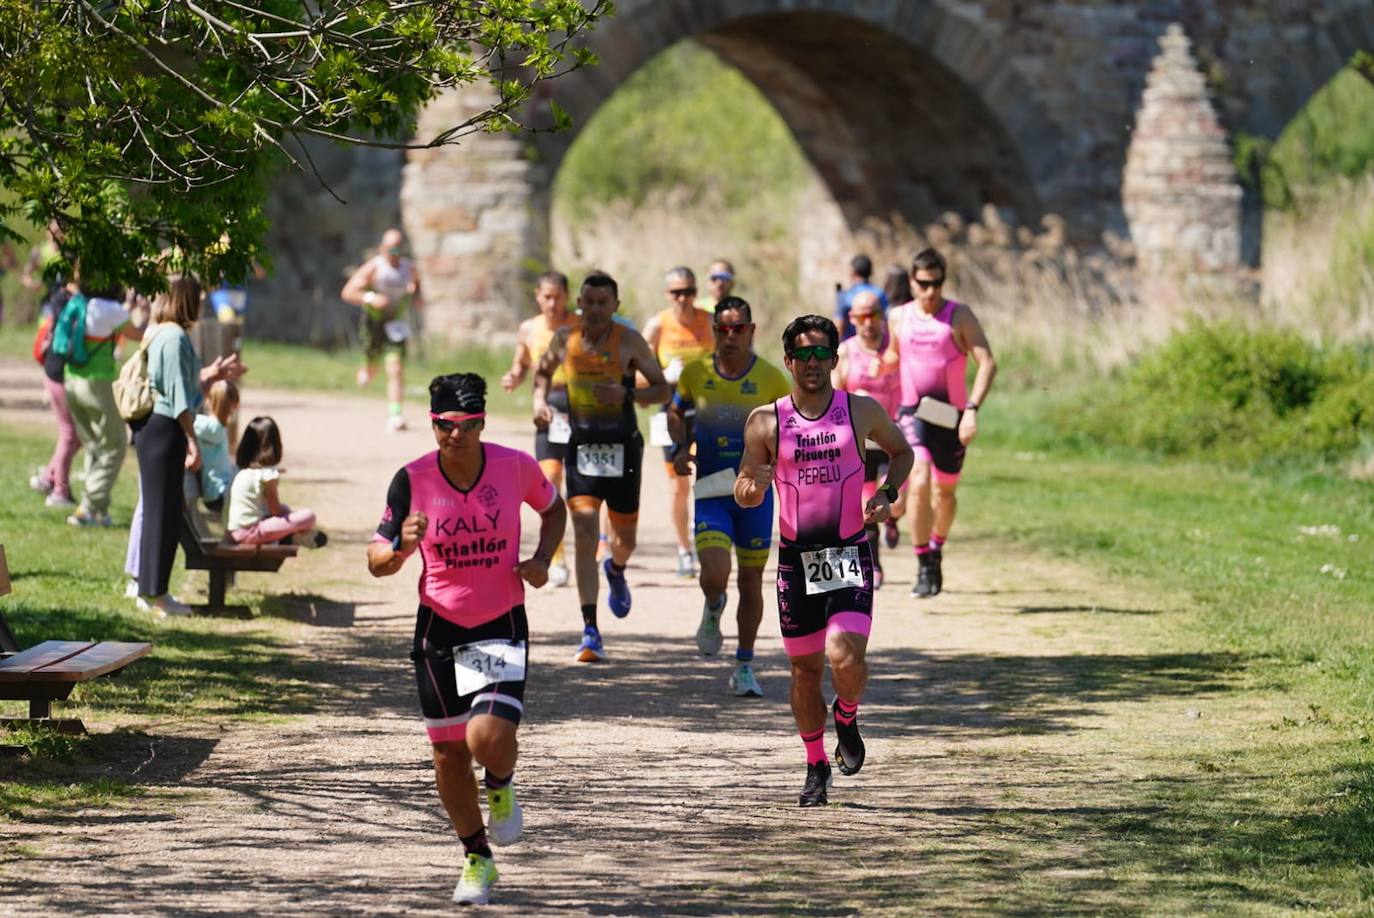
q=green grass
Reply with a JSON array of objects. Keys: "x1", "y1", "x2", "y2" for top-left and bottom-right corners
[
  {"x1": 1263, "y1": 65, "x2": 1374, "y2": 208},
  {"x1": 954, "y1": 392, "x2": 1374, "y2": 908},
  {"x1": 972, "y1": 412, "x2": 1374, "y2": 703},
  {"x1": 553, "y1": 40, "x2": 807, "y2": 220},
  {"x1": 0, "y1": 320, "x2": 33, "y2": 361},
  {"x1": 0, "y1": 425, "x2": 325, "y2": 725},
  {"x1": 0, "y1": 776, "x2": 144, "y2": 821}
]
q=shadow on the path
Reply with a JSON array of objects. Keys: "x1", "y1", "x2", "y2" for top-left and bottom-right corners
[
  {"x1": 258, "y1": 593, "x2": 381, "y2": 628},
  {"x1": 1017, "y1": 604, "x2": 1163, "y2": 615},
  {"x1": 9, "y1": 604, "x2": 1365, "y2": 912},
  {"x1": 506, "y1": 635, "x2": 1243, "y2": 740}
]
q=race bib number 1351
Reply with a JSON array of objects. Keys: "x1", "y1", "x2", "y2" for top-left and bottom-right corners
[{"x1": 576, "y1": 443, "x2": 625, "y2": 478}]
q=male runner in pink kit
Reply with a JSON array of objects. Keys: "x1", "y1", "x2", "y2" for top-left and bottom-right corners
[
  {"x1": 834, "y1": 290, "x2": 906, "y2": 588},
  {"x1": 889, "y1": 248, "x2": 996, "y2": 598},
  {"x1": 367, "y1": 373, "x2": 567, "y2": 906},
  {"x1": 737, "y1": 315, "x2": 912, "y2": 806}
]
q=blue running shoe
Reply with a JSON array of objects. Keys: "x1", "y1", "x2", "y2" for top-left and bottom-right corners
[
  {"x1": 575, "y1": 625, "x2": 605, "y2": 663},
  {"x1": 603, "y1": 558, "x2": 632, "y2": 618}
]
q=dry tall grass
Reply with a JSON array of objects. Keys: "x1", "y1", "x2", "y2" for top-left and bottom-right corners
[
  {"x1": 551, "y1": 186, "x2": 803, "y2": 343},
  {"x1": 554, "y1": 178, "x2": 1374, "y2": 388},
  {"x1": 1261, "y1": 174, "x2": 1374, "y2": 341}
]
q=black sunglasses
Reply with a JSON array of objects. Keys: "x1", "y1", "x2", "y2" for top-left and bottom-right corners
[
  {"x1": 668, "y1": 287, "x2": 697, "y2": 297},
  {"x1": 432, "y1": 416, "x2": 483, "y2": 433},
  {"x1": 788, "y1": 345, "x2": 836, "y2": 362},
  {"x1": 914, "y1": 277, "x2": 945, "y2": 289}
]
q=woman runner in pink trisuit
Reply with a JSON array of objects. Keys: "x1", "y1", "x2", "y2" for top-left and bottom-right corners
[{"x1": 367, "y1": 373, "x2": 566, "y2": 907}]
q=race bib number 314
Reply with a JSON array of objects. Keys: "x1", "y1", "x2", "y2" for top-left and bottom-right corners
[
  {"x1": 576, "y1": 443, "x2": 625, "y2": 478},
  {"x1": 801, "y1": 546, "x2": 864, "y2": 595},
  {"x1": 453, "y1": 640, "x2": 528, "y2": 697}
]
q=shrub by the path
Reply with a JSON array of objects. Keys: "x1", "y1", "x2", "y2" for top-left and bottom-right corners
[{"x1": 1068, "y1": 320, "x2": 1374, "y2": 464}]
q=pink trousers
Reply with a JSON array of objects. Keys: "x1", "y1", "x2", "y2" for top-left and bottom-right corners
[
  {"x1": 42, "y1": 375, "x2": 79, "y2": 499},
  {"x1": 231, "y1": 508, "x2": 317, "y2": 546}
]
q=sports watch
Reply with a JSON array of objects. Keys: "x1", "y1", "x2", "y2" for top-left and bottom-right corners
[{"x1": 879, "y1": 483, "x2": 900, "y2": 503}]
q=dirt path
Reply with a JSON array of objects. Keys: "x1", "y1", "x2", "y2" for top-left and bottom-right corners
[{"x1": 0, "y1": 364, "x2": 1242, "y2": 914}]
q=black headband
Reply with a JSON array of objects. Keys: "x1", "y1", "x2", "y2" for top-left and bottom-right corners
[{"x1": 430, "y1": 376, "x2": 486, "y2": 416}]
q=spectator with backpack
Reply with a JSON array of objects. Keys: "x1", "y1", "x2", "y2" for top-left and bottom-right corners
[{"x1": 53, "y1": 278, "x2": 139, "y2": 528}]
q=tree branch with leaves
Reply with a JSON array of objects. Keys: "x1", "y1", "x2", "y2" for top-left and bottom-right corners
[{"x1": 0, "y1": 0, "x2": 609, "y2": 292}]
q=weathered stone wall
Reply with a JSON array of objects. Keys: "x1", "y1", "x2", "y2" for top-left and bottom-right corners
[
  {"x1": 250, "y1": 0, "x2": 1374, "y2": 344},
  {"x1": 1123, "y1": 25, "x2": 1242, "y2": 274},
  {"x1": 401, "y1": 89, "x2": 537, "y2": 346},
  {"x1": 246, "y1": 140, "x2": 403, "y2": 346}
]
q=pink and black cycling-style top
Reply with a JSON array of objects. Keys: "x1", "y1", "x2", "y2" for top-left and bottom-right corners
[
  {"x1": 375, "y1": 445, "x2": 557, "y2": 628},
  {"x1": 838, "y1": 335, "x2": 901, "y2": 420},
  {"x1": 772, "y1": 390, "x2": 867, "y2": 547},
  {"x1": 895, "y1": 300, "x2": 968, "y2": 409}
]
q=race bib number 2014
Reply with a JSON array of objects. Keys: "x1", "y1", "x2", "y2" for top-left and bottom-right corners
[
  {"x1": 453, "y1": 640, "x2": 527, "y2": 697},
  {"x1": 576, "y1": 443, "x2": 625, "y2": 478},
  {"x1": 801, "y1": 546, "x2": 864, "y2": 595}
]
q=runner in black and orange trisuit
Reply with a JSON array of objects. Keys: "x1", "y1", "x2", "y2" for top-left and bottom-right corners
[{"x1": 532, "y1": 272, "x2": 671, "y2": 662}]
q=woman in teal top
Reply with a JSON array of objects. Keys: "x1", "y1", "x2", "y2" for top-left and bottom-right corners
[{"x1": 130, "y1": 275, "x2": 246, "y2": 615}]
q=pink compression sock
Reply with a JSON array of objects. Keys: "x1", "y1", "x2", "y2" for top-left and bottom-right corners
[
  {"x1": 834, "y1": 696, "x2": 859, "y2": 726},
  {"x1": 801, "y1": 728, "x2": 826, "y2": 765}
]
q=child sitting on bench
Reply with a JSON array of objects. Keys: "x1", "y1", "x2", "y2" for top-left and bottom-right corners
[
  {"x1": 194, "y1": 380, "x2": 239, "y2": 513},
  {"x1": 226, "y1": 416, "x2": 326, "y2": 548}
]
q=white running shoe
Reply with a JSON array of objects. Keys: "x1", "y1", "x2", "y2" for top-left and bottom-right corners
[
  {"x1": 696, "y1": 594, "x2": 725, "y2": 656},
  {"x1": 123, "y1": 579, "x2": 140, "y2": 599},
  {"x1": 136, "y1": 594, "x2": 193, "y2": 617},
  {"x1": 29, "y1": 472, "x2": 53, "y2": 495},
  {"x1": 547, "y1": 562, "x2": 569, "y2": 588},
  {"x1": 485, "y1": 783, "x2": 523, "y2": 847},
  {"x1": 45, "y1": 492, "x2": 75, "y2": 509},
  {"x1": 385, "y1": 414, "x2": 408, "y2": 432},
  {"x1": 67, "y1": 509, "x2": 113, "y2": 528},
  {"x1": 730, "y1": 662, "x2": 764, "y2": 697},
  {"x1": 453, "y1": 853, "x2": 498, "y2": 905},
  {"x1": 676, "y1": 547, "x2": 696, "y2": 578}
]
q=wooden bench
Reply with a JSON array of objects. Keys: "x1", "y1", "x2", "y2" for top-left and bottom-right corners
[
  {"x1": 179, "y1": 481, "x2": 296, "y2": 615},
  {"x1": 0, "y1": 546, "x2": 151, "y2": 734},
  {"x1": 0, "y1": 641, "x2": 152, "y2": 733}
]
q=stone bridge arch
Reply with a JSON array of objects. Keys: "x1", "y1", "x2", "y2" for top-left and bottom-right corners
[
  {"x1": 249, "y1": 0, "x2": 1374, "y2": 345},
  {"x1": 403, "y1": 0, "x2": 1071, "y2": 341}
]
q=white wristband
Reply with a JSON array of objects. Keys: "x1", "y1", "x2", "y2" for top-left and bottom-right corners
[{"x1": 363, "y1": 291, "x2": 376, "y2": 306}]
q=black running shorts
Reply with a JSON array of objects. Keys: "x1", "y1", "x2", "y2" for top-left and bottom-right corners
[
  {"x1": 776, "y1": 539, "x2": 875, "y2": 657},
  {"x1": 897, "y1": 406, "x2": 966, "y2": 476},
  {"x1": 565, "y1": 431, "x2": 643, "y2": 515},
  {"x1": 863, "y1": 447, "x2": 889, "y2": 483},
  {"x1": 412, "y1": 604, "x2": 527, "y2": 744}
]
